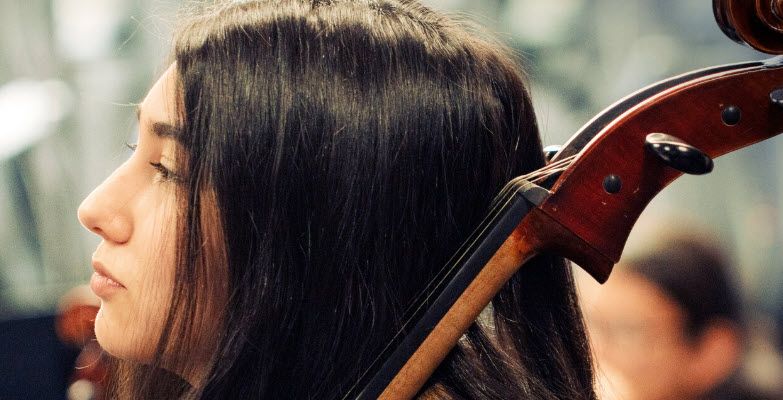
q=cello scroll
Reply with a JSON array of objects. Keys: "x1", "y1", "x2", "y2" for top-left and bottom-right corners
[{"x1": 714, "y1": 0, "x2": 783, "y2": 53}]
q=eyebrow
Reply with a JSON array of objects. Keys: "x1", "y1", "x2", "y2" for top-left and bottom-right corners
[{"x1": 136, "y1": 104, "x2": 183, "y2": 140}]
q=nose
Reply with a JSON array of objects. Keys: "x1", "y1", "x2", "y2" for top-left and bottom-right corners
[{"x1": 77, "y1": 168, "x2": 134, "y2": 244}]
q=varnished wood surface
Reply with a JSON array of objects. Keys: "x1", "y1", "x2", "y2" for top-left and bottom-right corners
[
  {"x1": 715, "y1": 0, "x2": 783, "y2": 53},
  {"x1": 542, "y1": 63, "x2": 783, "y2": 277}
]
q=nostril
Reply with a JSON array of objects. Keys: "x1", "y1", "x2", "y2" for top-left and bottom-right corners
[
  {"x1": 77, "y1": 204, "x2": 96, "y2": 231},
  {"x1": 78, "y1": 208, "x2": 133, "y2": 244},
  {"x1": 77, "y1": 201, "x2": 107, "y2": 238}
]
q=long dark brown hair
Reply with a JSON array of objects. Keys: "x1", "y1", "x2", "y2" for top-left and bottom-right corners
[{"x1": 108, "y1": 1, "x2": 596, "y2": 398}]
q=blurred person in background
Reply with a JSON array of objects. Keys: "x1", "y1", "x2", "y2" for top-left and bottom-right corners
[{"x1": 579, "y1": 228, "x2": 781, "y2": 400}]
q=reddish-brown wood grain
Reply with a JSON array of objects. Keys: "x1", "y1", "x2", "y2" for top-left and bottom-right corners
[
  {"x1": 541, "y1": 65, "x2": 783, "y2": 281},
  {"x1": 715, "y1": 0, "x2": 783, "y2": 53}
]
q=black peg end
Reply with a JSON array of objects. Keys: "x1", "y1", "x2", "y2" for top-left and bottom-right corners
[
  {"x1": 603, "y1": 175, "x2": 622, "y2": 194},
  {"x1": 721, "y1": 105, "x2": 741, "y2": 126},
  {"x1": 770, "y1": 88, "x2": 783, "y2": 108},
  {"x1": 645, "y1": 133, "x2": 714, "y2": 175}
]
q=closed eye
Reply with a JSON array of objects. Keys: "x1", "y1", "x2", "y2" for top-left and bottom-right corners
[
  {"x1": 150, "y1": 161, "x2": 182, "y2": 183},
  {"x1": 125, "y1": 142, "x2": 179, "y2": 183}
]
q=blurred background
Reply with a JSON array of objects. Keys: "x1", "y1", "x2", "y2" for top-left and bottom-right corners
[{"x1": 0, "y1": 0, "x2": 781, "y2": 398}]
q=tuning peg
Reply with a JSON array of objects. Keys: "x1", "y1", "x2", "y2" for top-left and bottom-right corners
[
  {"x1": 543, "y1": 145, "x2": 562, "y2": 163},
  {"x1": 770, "y1": 87, "x2": 783, "y2": 108},
  {"x1": 644, "y1": 133, "x2": 714, "y2": 175}
]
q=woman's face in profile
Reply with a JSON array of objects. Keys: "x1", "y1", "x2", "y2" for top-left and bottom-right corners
[{"x1": 77, "y1": 65, "x2": 181, "y2": 362}]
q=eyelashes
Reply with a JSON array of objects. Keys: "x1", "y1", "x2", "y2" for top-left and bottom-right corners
[
  {"x1": 124, "y1": 142, "x2": 180, "y2": 183},
  {"x1": 149, "y1": 162, "x2": 174, "y2": 181}
]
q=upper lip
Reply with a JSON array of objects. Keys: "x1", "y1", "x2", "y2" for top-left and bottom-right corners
[{"x1": 92, "y1": 259, "x2": 126, "y2": 287}]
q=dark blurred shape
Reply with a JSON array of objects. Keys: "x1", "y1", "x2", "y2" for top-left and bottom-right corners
[
  {"x1": 0, "y1": 315, "x2": 79, "y2": 400},
  {"x1": 627, "y1": 236, "x2": 743, "y2": 338},
  {"x1": 621, "y1": 235, "x2": 777, "y2": 399},
  {"x1": 581, "y1": 226, "x2": 783, "y2": 400}
]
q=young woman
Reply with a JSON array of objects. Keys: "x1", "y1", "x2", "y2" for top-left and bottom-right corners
[{"x1": 77, "y1": 1, "x2": 595, "y2": 398}]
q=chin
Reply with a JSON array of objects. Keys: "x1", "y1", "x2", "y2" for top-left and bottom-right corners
[
  {"x1": 93, "y1": 304, "x2": 154, "y2": 362},
  {"x1": 94, "y1": 305, "x2": 125, "y2": 358}
]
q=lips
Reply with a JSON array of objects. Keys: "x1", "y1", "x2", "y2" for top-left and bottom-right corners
[
  {"x1": 90, "y1": 259, "x2": 126, "y2": 298},
  {"x1": 92, "y1": 260, "x2": 125, "y2": 287}
]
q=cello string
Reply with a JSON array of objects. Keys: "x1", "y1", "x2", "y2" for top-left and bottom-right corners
[
  {"x1": 522, "y1": 155, "x2": 576, "y2": 178},
  {"x1": 511, "y1": 155, "x2": 576, "y2": 184},
  {"x1": 395, "y1": 154, "x2": 576, "y2": 326},
  {"x1": 346, "y1": 153, "x2": 579, "y2": 396}
]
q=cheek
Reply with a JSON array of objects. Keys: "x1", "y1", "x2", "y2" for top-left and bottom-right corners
[
  {"x1": 137, "y1": 226, "x2": 177, "y2": 294},
  {"x1": 133, "y1": 191, "x2": 179, "y2": 328},
  {"x1": 95, "y1": 189, "x2": 180, "y2": 362}
]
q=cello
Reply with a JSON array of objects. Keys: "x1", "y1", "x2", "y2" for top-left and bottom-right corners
[{"x1": 343, "y1": 0, "x2": 783, "y2": 398}]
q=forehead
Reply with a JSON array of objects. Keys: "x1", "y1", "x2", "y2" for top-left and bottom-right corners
[
  {"x1": 139, "y1": 63, "x2": 180, "y2": 126},
  {"x1": 581, "y1": 269, "x2": 684, "y2": 323}
]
